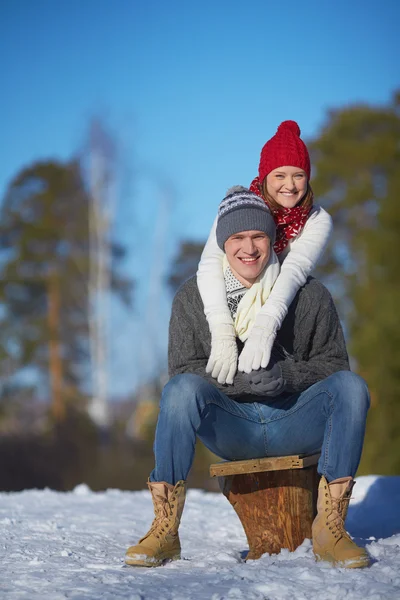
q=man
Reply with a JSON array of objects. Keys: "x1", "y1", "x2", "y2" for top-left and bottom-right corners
[{"x1": 125, "y1": 188, "x2": 370, "y2": 569}]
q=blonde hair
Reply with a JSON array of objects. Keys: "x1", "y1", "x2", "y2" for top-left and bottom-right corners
[{"x1": 260, "y1": 178, "x2": 314, "y2": 212}]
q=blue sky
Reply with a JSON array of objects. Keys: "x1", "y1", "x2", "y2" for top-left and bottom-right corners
[{"x1": 1, "y1": 0, "x2": 399, "y2": 396}]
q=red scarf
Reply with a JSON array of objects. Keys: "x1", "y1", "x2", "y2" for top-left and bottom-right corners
[{"x1": 249, "y1": 176, "x2": 312, "y2": 255}]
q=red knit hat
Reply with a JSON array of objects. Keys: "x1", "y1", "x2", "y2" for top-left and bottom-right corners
[{"x1": 258, "y1": 120, "x2": 311, "y2": 183}]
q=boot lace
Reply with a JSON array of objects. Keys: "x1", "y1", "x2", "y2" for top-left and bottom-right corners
[
  {"x1": 324, "y1": 492, "x2": 353, "y2": 542},
  {"x1": 139, "y1": 492, "x2": 177, "y2": 542}
]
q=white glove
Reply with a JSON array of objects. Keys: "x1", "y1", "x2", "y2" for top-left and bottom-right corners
[
  {"x1": 206, "y1": 322, "x2": 238, "y2": 385},
  {"x1": 238, "y1": 314, "x2": 279, "y2": 374}
]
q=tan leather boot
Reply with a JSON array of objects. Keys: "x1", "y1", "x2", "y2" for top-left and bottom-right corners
[
  {"x1": 312, "y1": 476, "x2": 370, "y2": 568},
  {"x1": 338, "y1": 477, "x2": 354, "y2": 523},
  {"x1": 125, "y1": 480, "x2": 186, "y2": 567}
]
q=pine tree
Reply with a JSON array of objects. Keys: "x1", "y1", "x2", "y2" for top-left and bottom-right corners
[
  {"x1": 310, "y1": 91, "x2": 400, "y2": 474},
  {"x1": 0, "y1": 160, "x2": 132, "y2": 422},
  {"x1": 167, "y1": 241, "x2": 205, "y2": 295}
]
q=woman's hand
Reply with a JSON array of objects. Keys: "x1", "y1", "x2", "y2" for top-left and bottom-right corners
[
  {"x1": 206, "y1": 323, "x2": 238, "y2": 385},
  {"x1": 238, "y1": 314, "x2": 279, "y2": 373}
]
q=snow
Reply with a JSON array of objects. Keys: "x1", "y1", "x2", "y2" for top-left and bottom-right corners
[{"x1": 1, "y1": 476, "x2": 400, "y2": 599}]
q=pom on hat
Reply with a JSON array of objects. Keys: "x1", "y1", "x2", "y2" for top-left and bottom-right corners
[
  {"x1": 258, "y1": 120, "x2": 310, "y2": 182},
  {"x1": 225, "y1": 185, "x2": 248, "y2": 195},
  {"x1": 277, "y1": 120, "x2": 301, "y2": 136}
]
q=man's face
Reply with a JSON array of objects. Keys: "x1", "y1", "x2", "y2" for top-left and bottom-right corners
[{"x1": 224, "y1": 230, "x2": 271, "y2": 288}]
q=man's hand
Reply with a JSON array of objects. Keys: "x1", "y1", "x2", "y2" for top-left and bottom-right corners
[
  {"x1": 245, "y1": 361, "x2": 285, "y2": 396},
  {"x1": 238, "y1": 314, "x2": 279, "y2": 373},
  {"x1": 206, "y1": 323, "x2": 238, "y2": 385}
]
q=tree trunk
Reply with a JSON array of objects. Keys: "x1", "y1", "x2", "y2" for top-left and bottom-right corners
[{"x1": 47, "y1": 272, "x2": 64, "y2": 421}]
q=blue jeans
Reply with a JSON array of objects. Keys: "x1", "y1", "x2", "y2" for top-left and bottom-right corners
[{"x1": 150, "y1": 371, "x2": 370, "y2": 485}]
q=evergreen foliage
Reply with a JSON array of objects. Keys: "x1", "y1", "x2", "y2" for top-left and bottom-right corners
[
  {"x1": 0, "y1": 159, "x2": 133, "y2": 421},
  {"x1": 310, "y1": 91, "x2": 400, "y2": 474},
  {"x1": 167, "y1": 241, "x2": 204, "y2": 295}
]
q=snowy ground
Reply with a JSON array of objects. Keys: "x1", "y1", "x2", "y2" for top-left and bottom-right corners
[{"x1": 1, "y1": 476, "x2": 400, "y2": 600}]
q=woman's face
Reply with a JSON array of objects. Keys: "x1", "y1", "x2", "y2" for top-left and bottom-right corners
[{"x1": 265, "y1": 166, "x2": 308, "y2": 209}]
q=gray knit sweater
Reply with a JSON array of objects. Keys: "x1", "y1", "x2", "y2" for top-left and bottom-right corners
[{"x1": 168, "y1": 276, "x2": 350, "y2": 400}]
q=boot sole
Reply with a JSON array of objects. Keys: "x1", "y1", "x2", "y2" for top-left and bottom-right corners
[
  {"x1": 336, "y1": 557, "x2": 370, "y2": 569},
  {"x1": 314, "y1": 553, "x2": 370, "y2": 569},
  {"x1": 125, "y1": 553, "x2": 180, "y2": 568}
]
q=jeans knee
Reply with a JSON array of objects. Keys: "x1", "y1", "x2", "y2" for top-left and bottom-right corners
[
  {"x1": 161, "y1": 373, "x2": 209, "y2": 415},
  {"x1": 330, "y1": 370, "x2": 370, "y2": 413}
]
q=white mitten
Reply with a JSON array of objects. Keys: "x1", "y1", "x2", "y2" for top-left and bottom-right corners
[
  {"x1": 238, "y1": 314, "x2": 279, "y2": 374},
  {"x1": 206, "y1": 322, "x2": 238, "y2": 385}
]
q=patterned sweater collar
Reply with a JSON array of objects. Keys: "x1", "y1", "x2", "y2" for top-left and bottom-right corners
[{"x1": 224, "y1": 265, "x2": 247, "y2": 319}]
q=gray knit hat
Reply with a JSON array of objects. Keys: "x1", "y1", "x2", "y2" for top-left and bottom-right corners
[{"x1": 216, "y1": 186, "x2": 276, "y2": 250}]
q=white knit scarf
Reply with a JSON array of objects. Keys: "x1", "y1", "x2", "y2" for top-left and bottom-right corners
[{"x1": 223, "y1": 251, "x2": 280, "y2": 341}]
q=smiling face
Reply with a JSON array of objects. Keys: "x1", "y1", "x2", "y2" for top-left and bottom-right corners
[
  {"x1": 265, "y1": 166, "x2": 308, "y2": 209},
  {"x1": 224, "y1": 230, "x2": 271, "y2": 288}
]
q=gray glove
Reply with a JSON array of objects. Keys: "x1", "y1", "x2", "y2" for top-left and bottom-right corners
[{"x1": 246, "y1": 361, "x2": 285, "y2": 397}]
